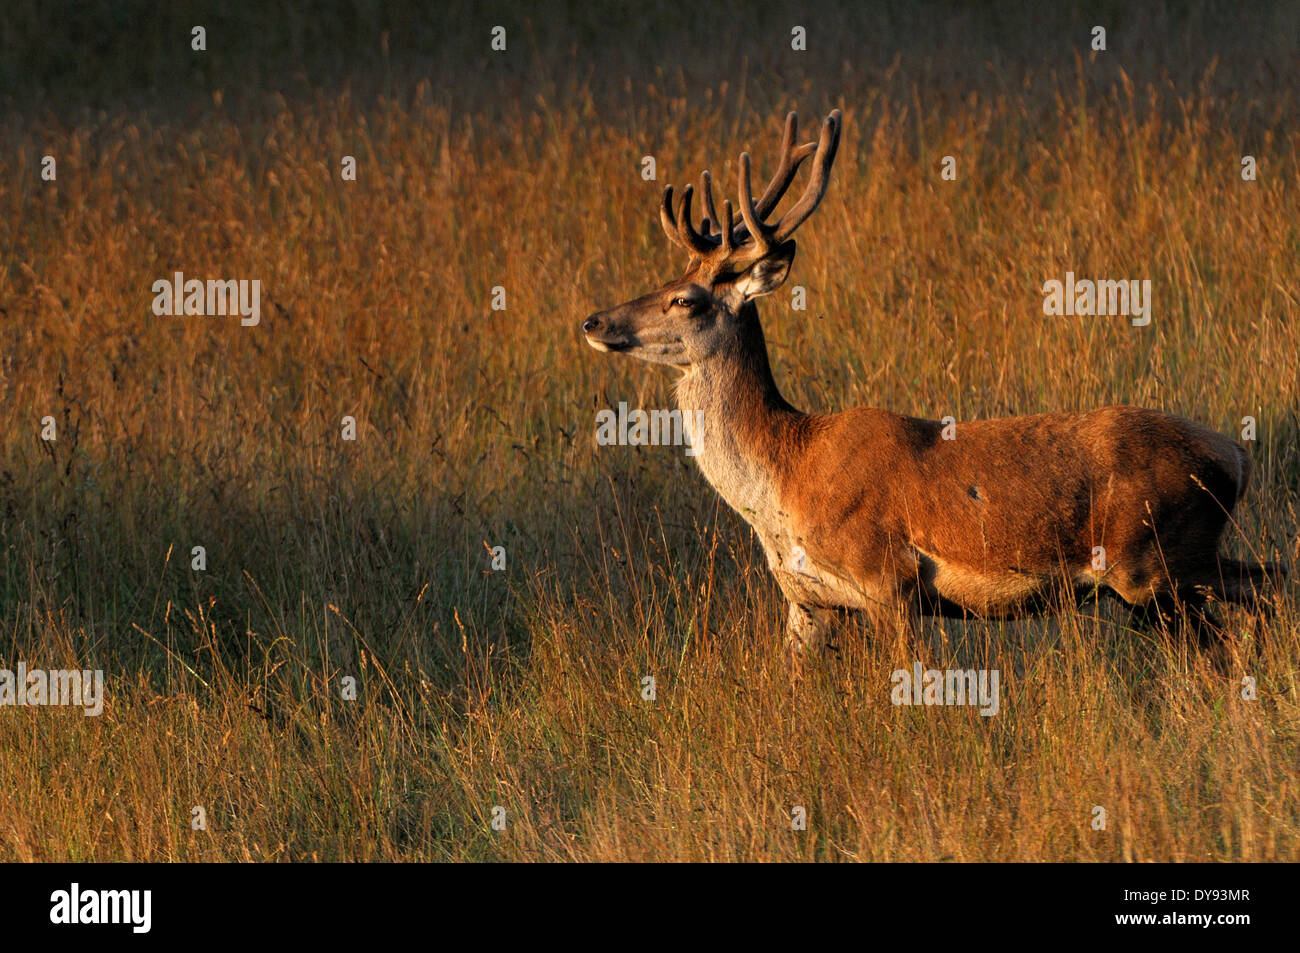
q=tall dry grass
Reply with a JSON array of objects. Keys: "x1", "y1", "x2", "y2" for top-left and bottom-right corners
[{"x1": 0, "y1": 1, "x2": 1297, "y2": 860}]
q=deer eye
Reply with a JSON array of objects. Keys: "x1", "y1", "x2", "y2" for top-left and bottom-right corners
[{"x1": 672, "y1": 296, "x2": 695, "y2": 309}]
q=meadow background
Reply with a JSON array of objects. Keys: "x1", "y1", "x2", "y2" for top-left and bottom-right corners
[{"x1": 0, "y1": 0, "x2": 1297, "y2": 861}]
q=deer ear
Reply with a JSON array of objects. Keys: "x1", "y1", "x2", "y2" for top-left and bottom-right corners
[{"x1": 734, "y1": 241, "x2": 796, "y2": 301}]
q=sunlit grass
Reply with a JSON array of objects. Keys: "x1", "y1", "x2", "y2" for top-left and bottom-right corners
[{"x1": 0, "y1": 4, "x2": 1297, "y2": 860}]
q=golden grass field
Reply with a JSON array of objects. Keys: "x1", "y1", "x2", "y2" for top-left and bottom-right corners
[{"x1": 1, "y1": 1, "x2": 1298, "y2": 860}]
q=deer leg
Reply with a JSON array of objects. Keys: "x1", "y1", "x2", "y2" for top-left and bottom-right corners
[
  {"x1": 1183, "y1": 598, "x2": 1234, "y2": 673},
  {"x1": 1172, "y1": 591, "x2": 1226, "y2": 651},
  {"x1": 785, "y1": 602, "x2": 834, "y2": 655},
  {"x1": 862, "y1": 587, "x2": 922, "y2": 652},
  {"x1": 1205, "y1": 558, "x2": 1287, "y2": 610},
  {"x1": 1128, "y1": 590, "x2": 1232, "y2": 668},
  {"x1": 1127, "y1": 591, "x2": 1188, "y2": 634},
  {"x1": 1181, "y1": 558, "x2": 1284, "y2": 654}
]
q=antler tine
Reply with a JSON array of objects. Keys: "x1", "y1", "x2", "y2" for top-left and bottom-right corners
[
  {"x1": 699, "y1": 171, "x2": 720, "y2": 238},
  {"x1": 660, "y1": 185, "x2": 684, "y2": 248},
  {"x1": 729, "y1": 112, "x2": 825, "y2": 247},
  {"x1": 736, "y1": 152, "x2": 775, "y2": 263},
  {"x1": 752, "y1": 112, "x2": 816, "y2": 218},
  {"x1": 757, "y1": 142, "x2": 817, "y2": 216},
  {"x1": 770, "y1": 109, "x2": 842, "y2": 245},
  {"x1": 661, "y1": 110, "x2": 842, "y2": 267},
  {"x1": 676, "y1": 184, "x2": 719, "y2": 255},
  {"x1": 661, "y1": 184, "x2": 715, "y2": 256}
]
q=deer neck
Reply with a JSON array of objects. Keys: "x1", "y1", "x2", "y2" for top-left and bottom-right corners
[{"x1": 674, "y1": 304, "x2": 803, "y2": 528}]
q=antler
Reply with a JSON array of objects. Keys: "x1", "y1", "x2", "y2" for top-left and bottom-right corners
[{"x1": 658, "y1": 110, "x2": 842, "y2": 271}]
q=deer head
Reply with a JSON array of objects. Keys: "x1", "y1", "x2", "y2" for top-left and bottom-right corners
[{"x1": 582, "y1": 110, "x2": 842, "y2": 367}]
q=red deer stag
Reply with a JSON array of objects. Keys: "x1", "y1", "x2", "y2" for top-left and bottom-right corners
[{"x1": 582, "y1": 109, "x2": 1283, "y2": 653}]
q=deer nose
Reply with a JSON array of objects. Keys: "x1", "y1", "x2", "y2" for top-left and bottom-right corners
[{"x1": 582, "y1": 315, "x2": 602, "y2": 334}]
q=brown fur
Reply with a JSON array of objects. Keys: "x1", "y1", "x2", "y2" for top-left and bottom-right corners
[{"x1": 780, "y1": 403, "x2": 1254, "y2": 613}]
